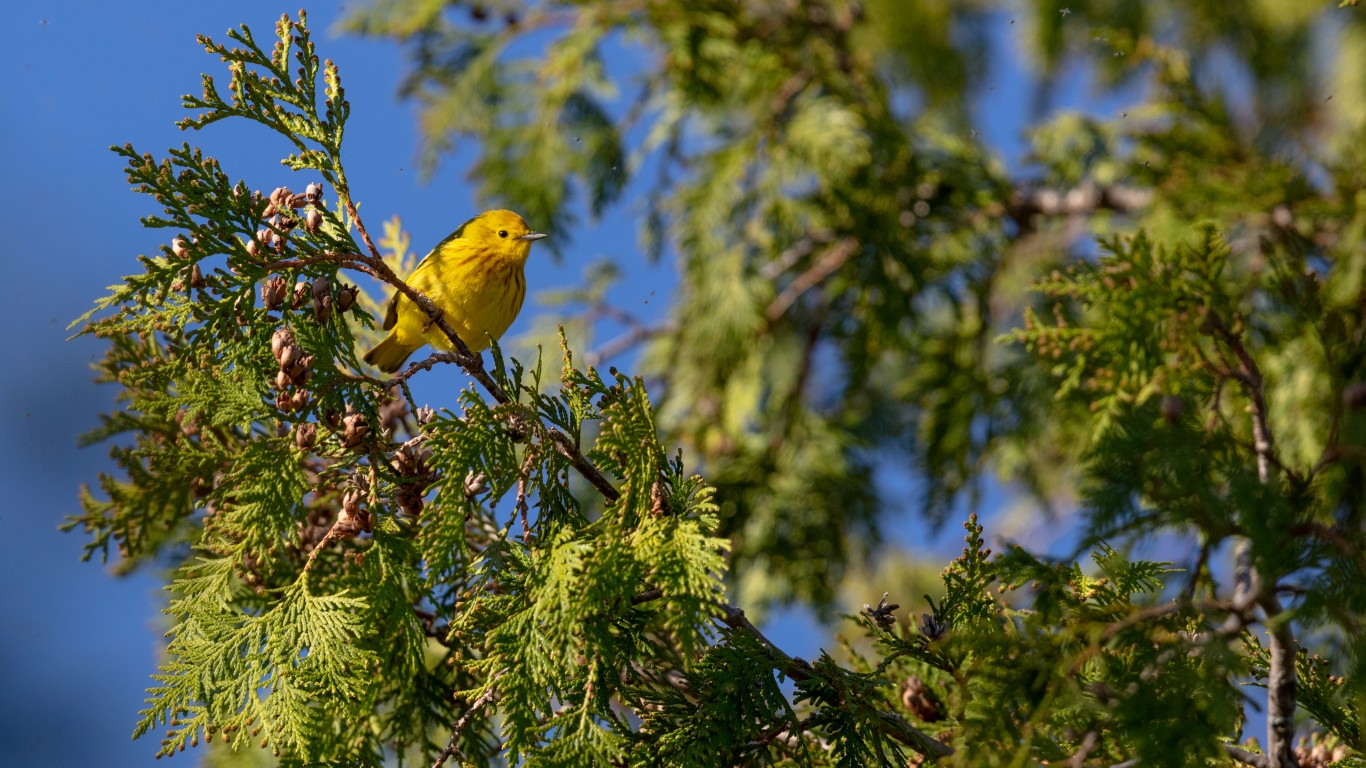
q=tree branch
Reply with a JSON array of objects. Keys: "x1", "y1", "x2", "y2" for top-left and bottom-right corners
[
  {"x1": 719, "y1": 603, "x2": 815, "y2": 681},
  {"x1": 1204, "y1": 311, "x2": 1298, "y2": 768},
  {"x1": 766, "y1": 238, "x2": 858, "y2": 322},
  {"x1": 718, "y1": 603, "x2": 955, "y2": 759},
  {"x1": 432, "y1": 674, "x2": 503, "y2": 768},
  {"x1": 1067, "y1": 731, "x2": 1099, "y2": 768},
  {"x1": 1006, "y1": 181, "x2": 1153, "y2": 228},
  {"x1": 266, "y1": 246, "x2": 625, "y2": 502},
  {"x1": 584, "y1": 322, "x2": 674, "y2": 368},
  {"x1": 1224, "y1": 743, "x2": 1274, "y2": 768}
]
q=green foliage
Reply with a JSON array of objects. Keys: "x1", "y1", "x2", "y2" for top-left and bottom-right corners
[
  {"x1": 134, "y1": 565, "x2": 377, "y2": 760},
  {"x1": 73, "y1": 3, "x2": 1366, "y2": 767},
  {"x1": 346, "y1": 0, "x2": 1366, "y2": 618},
  {"x1": 632, "y1": 634, "x2": 801, "y2": 767},
  {"x1": 844, "y1": 518, "x2": 1248, "y2": 767},
  {"x1": 71, "y1": 13, "x2": 733, "y2": 765}
]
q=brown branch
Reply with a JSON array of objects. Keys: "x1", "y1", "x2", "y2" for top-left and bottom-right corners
[
  {"x1": 718, "y1": 603, "x2": 954, "y2": 759},
  {"x1": 750, "y1": 715, "x2": 815, "y2": 751},
  {"x1": 765, "y1": 238, "x2": 858, "y2": 322},
  {"x1": 874, "y1": 712, "x2": 955, "y2": 759},
  {"x1": 1224, "y1": 743, "x2": 1274, "y2": 768},
  {"x1": 267, "y1": 241, "x2": 625, "y2": 502},
  {"x1": 720, "y1": 603, "x2": 814, "y2": 682},
  {"x1": 760, "y1": 230, "x2": 833, "y2": 280},
  {"x1": 387, "y1": 352, "x2": 462, "y2": 385},
  {"x1": 1259, "y1": 593, "x2": 1299, "y2": 768},
  {"x1": 1203, "y1": 312, "x2": 1298, "y2": 768},
  {"x1": 584, "y1": 323, "x2": 674, "y2": 368},
  {"x1": 432, "y1": 673, "x2": 504, "y2": 768},
  {"x1": 513, "y1": 447, "x2": 537, "y2": 536},
  {"x1": 546, "y1": 428, "x2": 620, "y2": 502},
  {"x1": 1006, "y1": 181, "x2": 1153, "y2": 226},
  {"x1": 631, "y1": 587, "x2": 664, "y2": 605},
  {"x1": 336, "y1": 352, "x2": 463, "y2": 391},
  {"x1": 342, "y1": 191, "x2": 383, "y2": 261},
  {"x1": 1098, "y1": 598, "x2": 1236, "y2": 646},
  {"x1": 1067, "y1": 731, "x2": 1099, "y2": 768},
  {"x1": 1204, "y1": 313, "x2": 1275, "y2": 482}
]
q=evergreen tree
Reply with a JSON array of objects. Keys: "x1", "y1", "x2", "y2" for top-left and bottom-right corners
[{"x1": 70, "y1": 5, "x2": 1366, "y2": 767}]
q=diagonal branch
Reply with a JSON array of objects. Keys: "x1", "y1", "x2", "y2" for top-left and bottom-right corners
[
  {"x1": 1204, "y1": 311, "x2": 1298, "y2": 768},
  {"x1": 267, "y1": 244, "x2": 623, "y2": 501},
  {"x1": 1223, "y1": 743, "x2": 1274, "y2": 768},
  {"x1": 766, "y1": 238, "x2": 858, "y2": 322},
  {"x1": 432, "y1": 672, "x2": 504, "y2": 768},
  {"x1": 719, "y1": 603, "x2": 954, "y2": 759}
]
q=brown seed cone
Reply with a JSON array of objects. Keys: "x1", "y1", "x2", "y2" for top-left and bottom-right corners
[
  {"x1": 337, "y1": 284, "x2": 359, "y2": 313},
  {"x1": 261, "y1": 276, "x2": 288, "y2": 310},
  {"x1": 278, "y1": 343, "x2": 304, "y2": 373},
  {"x1": 270, "y1": 327, "x2": 295, "y2": 361},
  {"x1": 341, "y1": 411, "x2": 368, "y2": 449},
  {"x1": 900, "y1": 676, "x2": 946, "y2": 723},
  {"x1": 294, "y1": 422, "x2": 317, "y2": 450},
  {"x1": 292, "y1": 280, "x2": 311, "y2": 309}
]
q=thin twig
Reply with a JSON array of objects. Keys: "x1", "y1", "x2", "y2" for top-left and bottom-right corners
[
  {"x1": 718, "y1": 603, "x2": 954, "y2": 759},
  {"x1": 766, "y1": 238, "x2": 858, "y2": 322},
  {"x1": 301, "y1": 518, "x2": 348, "y2": 574},
  {"x1": 584, "y1": 323, "x2": 674, "y2": 368},
  {"x1": 514, "y1": 447, "x2": 537, "y2": 537},
  {"x1": 750, "y1": 715, "x2": 814, "y2": 749},
  {"x1": 1224, "y1": 743, "x2": 1274, "y2": 768},
  {"x1": 343, "y1": 194, "x2": 383, "y2": 261},
  {"x1": 1068, "y1": 731, "x2": 1099, "y2": 768},
  {"x1": 1204, "y1": 311, "x2": 1298, "y2": 768},
  {"x1": 760, "y1": 230, "x2": 833, "y2": 280},
  {"x1": 631, "y1": 587, "x2": 664, "y2": 605},
  {"x1": 432, "y1": 673, "x2": 504, "y2": 768},
  {"x1": 719, "y1": 603, "x2": 814, "y2": 681},
  {"x1": 1006, "y1": 181, "x2": 1153, "y2": 230}
]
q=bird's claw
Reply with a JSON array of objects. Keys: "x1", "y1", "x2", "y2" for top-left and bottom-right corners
[{"x1": 421, "y1": 309, "x2": 443, "y2": 333}]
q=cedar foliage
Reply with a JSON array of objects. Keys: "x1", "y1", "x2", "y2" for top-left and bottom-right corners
[{"x1": 71, "y1": 4, "x2": 1366, "y2": 767}]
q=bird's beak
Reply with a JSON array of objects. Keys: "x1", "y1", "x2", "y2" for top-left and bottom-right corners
[{"x1": 518, "y1": 232, "x2": 549, "y2": 242}]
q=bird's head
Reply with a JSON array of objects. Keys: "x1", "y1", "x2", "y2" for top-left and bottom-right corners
[{"x1": 463, "y1": 209, "x2": 548, "y2": 264}]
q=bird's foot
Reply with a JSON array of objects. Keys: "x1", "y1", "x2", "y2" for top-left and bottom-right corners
[{"x1": 421, "y1": 309, "x2": 444, "y2": 333}]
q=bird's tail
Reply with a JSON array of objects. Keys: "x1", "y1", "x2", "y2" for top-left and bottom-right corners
[{"x1": 363, "y1": 334, "x2": 416, "y2": 374}]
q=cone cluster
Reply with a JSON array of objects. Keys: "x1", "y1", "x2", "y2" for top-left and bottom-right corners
[
  {"x1": 340, "y1": 406, "x2": 368, "y2": 450},
  {"x1": 336, "y1": 483, "x2": 373, "y2": 536},
  {"x1": 390, "y1": 438, "x2": 435, "y2": 514},
  {"x1": 270, "y1": 327, "x2": 312, "y2": 413}
]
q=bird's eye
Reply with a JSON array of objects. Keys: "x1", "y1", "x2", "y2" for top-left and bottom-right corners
[{"x1": 498, "y1": 230, "x2": 509, "y2": 239}]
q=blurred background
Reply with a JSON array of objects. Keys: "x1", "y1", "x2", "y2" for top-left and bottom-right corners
[{"x1": 3, "y1": 1, "x2": 1359, "y2": 765}]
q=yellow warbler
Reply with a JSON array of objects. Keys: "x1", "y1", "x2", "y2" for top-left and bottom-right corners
[{"x1": 364, "y1": 209, "x2": 547, "y2": 373}]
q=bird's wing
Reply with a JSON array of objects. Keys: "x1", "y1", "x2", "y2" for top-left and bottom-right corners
[
  {"x1": 384, "y1": 214, "x2": 480, "y2": 330},
  {"x1": 382, "y1": 288, "x2": 402, "y2": 330},
  {"x1": 387, "y1": 246, "x2": 442, "y2": 330}
]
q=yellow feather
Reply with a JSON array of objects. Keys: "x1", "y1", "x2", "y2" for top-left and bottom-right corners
[{"x1": 363, "y1": 209, "x2": 546, "y2": 373}]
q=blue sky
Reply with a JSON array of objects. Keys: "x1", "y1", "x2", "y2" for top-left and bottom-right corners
[{"x1": 0, "y1": 3, "x2": 1135, "y2": 765}]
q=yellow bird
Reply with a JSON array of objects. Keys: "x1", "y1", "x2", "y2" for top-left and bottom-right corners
[{"x1": 364, "y1": 209, "x2": 547, "y2": 373}]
